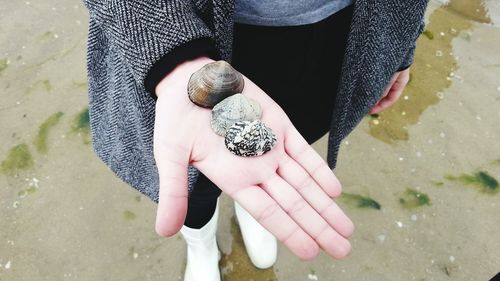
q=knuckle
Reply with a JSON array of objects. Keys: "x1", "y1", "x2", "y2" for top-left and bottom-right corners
[
  {"x1": 257, "y1": 203, "x2": 280, "y2": 223},
  {"x1": 296, "y1": 175, "x2": 313, "y2": 192},
  {"x1": 310, "y1": 162, "x2": 324, "y2": 178},
  {"x1": 287, "y1": 199, "x2": 307, "y2": 215},
  {"x1": 281, "y1": 226, "x2": 300, "y2": 244},
  {"x1": 315, "y1": 223, "x2": 330, "y2": 240},
  {"x1": 387, "y1": 93, "x2": 399, "y2": 102},
  {"x1": 319, "y1": 201, "x2": 333, "y2": 217},
  {"x1": 298, "y1": 242, "x2": 320, "y2": 261},
  {"x1": 295, "y1": 142, "x2": 309, "y2": 158}
]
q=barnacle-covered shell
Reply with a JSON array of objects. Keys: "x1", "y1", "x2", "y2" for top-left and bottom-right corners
[
  {"x1": 225, "y1": 120, "x2": 277, "y2": 157},
  {"x1": 187, "y1": 60, "x2": 244, "y2": 108},
  {"x1": 211, "y1": 94, "x2": 262, "y2": 136}
]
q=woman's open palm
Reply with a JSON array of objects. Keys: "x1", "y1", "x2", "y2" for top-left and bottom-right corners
[{"x1": 153, "y1": 58, "x2": 354, "y2": 261}]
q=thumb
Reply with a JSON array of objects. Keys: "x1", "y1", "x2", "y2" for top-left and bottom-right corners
[{"x1": 154, "y1": 142, "x2": 191, "y2": 237}]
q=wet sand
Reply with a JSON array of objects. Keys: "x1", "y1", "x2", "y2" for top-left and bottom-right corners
[{"x1": 1, "y1": 0, "x2": 499, "y2": 280}]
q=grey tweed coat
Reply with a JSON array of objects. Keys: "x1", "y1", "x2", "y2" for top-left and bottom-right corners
[{"x1": 83, "y1": 0, "x2": 428, "y2": 203}]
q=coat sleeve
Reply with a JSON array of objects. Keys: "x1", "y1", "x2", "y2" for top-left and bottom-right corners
[
  {"x1": 397, "y1": 19, "x2": 425, "y2": 71},
  {"x1": 83, "y1": 0, "x2": 221, "y2": 99}
]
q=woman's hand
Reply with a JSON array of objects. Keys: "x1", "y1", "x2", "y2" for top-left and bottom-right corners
[
  {"x1": 153, "y1": 57, "x2": 354, "y2": 261},
  {"x1": 369, "y1": 68, "x2": 410, "y2": 114}
]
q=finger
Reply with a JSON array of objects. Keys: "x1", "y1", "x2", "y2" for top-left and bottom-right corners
[
  {"x1": 383, "y1": 70, "x2": 408, "y2": 103},
  {"x1": 391, "y1": 74, "x2": 410, "y2": 93},
  {"x1": 376, "y1": 85, "x2": 405, "y2": 111},
  {"x1": 277, "y1": 155, "x2": 354, "y2": 238},
  {"x1": 261, "y1": 174, "x2": 352, "y2": 259},
  {"x1": 380, "y1": 72, "x2": 398, "y2": 99},
  {"x1": 284, "y1": 124, "x2": 342, "y2": 198},
  {"x1": 379, "y1": 81, "x2": 392, "y2": 100},
  {"x1": 154, "y1": 141, "x2": 190, "y2": 237},
  {"x1": 230, "y1": 185, "x2": 320, "y2": 261},
  {"x1": 369, "y1": 72, "x2": 398, "y2": 114},
  {"x1": 368, "y1": 104, "x2": 383, "y2": 114},
  {"x1": 370, "y1": 74, "x2": 408, "y2": 114}
]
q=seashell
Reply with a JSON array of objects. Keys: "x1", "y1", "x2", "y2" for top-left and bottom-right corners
[
  {"x1": 187, "y1": 60, "x2": 244, "y2": 108},
  {"x1": 211, "y1": 94, "x2": 262, "y2": 136},
  {"x1": 225, "y1": 120, "x2": 277, "y2": 157}
]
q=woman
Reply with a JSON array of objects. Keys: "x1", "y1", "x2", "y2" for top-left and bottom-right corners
[{"x1": 83, "y1": 1, "x2": 427, "y2": 280}]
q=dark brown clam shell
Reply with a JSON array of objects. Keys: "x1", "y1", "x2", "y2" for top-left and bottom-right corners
[{"x1": 187, "y1": 60, "x2": 244, "y2": 108}]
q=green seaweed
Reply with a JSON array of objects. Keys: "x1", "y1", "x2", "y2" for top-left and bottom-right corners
[
  {"x1": 39, "y1": 80, "x2": 52, "y2": 92},
  {"x1": 1, "y1": 144, "x2": 34, "y2": 175},
  {"x1": 26, "y1": 79, "x2": 52, "y2": 94},
  {"x1": 443, "y1": 264, "x2": 458, "y2": 277},
  {"x1": 340, "y1": 193, "x2": 381, "y2": 210},
  {"x1": 38, "y1": 31, "x2": 56, "y2": 42},
  {"x1": 128, "y1": 245, "x2": 136, "y2": 256},
  {"x1": 445, "y1": 171, "x2": 499, "y2": 194},
  {"x1": 399, "y1": 188, "x2": 431, "y2": 208},
  {"x1": 0, "y1": 58, "x2": 7, "y2": 73},
  {"x1": 422, "y1": 29, "x2": 435, "y2": 40},
  {"x1": 123, "y1": 210, "x2": 137, "y2": 220},
  {"x1": 33, "y1": 112, "x2": 64, "y2": 154},
  {"x1": 431, "y1": 180, "x2": 444, "y2": 187},
  {"x1": 34, "y1": 80, "x2": 51, "y2": 92},
  {"x1": 40, "y1": 80, "x2": 52, "y2": 92},
  {"x1": 17, "y1": 186, "x2": 37, "y2": 197},
  {"x1": 72, "y1": 80, "x2": 88, "y2": 89},
  {"x1": 72, "y1": 108, "x2": 90, "y2": 144},
  {"x1": 26, "y1": 186, "x2": 37, "y2": 194}
]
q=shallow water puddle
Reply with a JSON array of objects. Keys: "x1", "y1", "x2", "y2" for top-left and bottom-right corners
[
  {"x1": 219, "y1": 216, "x2": 278, "y2": 281},
  {"x1": 367, "y1": 0, "x2": 490, "y2": 144},
  {"x1": 446, "y1": 0, "x2": 491, "y2": 24}
]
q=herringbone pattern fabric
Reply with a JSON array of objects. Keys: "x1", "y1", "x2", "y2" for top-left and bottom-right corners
[{"x1": 83, "y1": 0, "x2": 427, "y2": 203}]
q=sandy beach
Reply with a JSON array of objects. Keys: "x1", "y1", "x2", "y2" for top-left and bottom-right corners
[{"x1": 1, "y1": 0, "x2": 499, "y2": 280}]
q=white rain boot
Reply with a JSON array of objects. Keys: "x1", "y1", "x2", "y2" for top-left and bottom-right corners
[
  {"x1": 180, "y1": 197, "x2": 222, "y2": 281},
  {"x1": 234, "y1": 200, "x2": 277, "y2": 269}
]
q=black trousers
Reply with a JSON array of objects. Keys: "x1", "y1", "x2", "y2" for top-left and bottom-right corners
[{"x1": 183, "y1": 5, "x2": 354, "y2": 228}]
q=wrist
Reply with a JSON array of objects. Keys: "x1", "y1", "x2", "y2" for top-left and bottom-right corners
[{"x1": 155, "y1": 56, "x2": 215, "y2": 99}]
